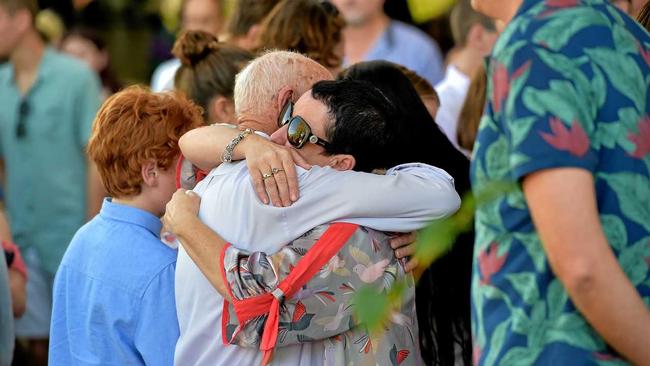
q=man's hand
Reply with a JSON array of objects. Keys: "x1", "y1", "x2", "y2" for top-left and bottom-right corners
[
  {"x1": 242, "y1": 136, "x2": 311, "y2": 207},
  {"x1": 390, "y1": 232, "x2": 419, "y2": 273},
  {"x1": 162, "y1": 189, "x2": 201, "y2": 237}
]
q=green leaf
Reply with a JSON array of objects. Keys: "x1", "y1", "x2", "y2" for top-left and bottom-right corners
[
  {"x1": 511, "y1": 307, "x2": 531, "y2": 335},
  {"x1": 617, "y1": 236, "x2": 650, "y2": 286},
  {"x1": 547, "y1": 312, "x2": 605, "y2": 350},
  {"x1": 514, "y1": 232, "x2": 547, "y2": 272},
  {"x1": 352, "y1": 286, "x2": 390, "y2": 334},
  {"x1": 606, "y1": 3, "x2": 627, "y2": 26},
  {"x1": 496, "y1": 40, "x2": 528, "y2": 69},
  {"x1": 599, "y1": 173, "x2": 650, "y2": 232},
  {"x1": 506, "y1": 187, "x2": 527, "y2": 210},
  {"x1": 585, "y1": 48, "x2": 645, "y2": 112},
  {"x1": 509, "y1": 116, "x2": 538, "y2": 148},
  {"x1": 499, "y1": 346, "x2": 542, "y2": 366},
  {"x1": 546, "y1": 279, "x2": 568, "y2": 319},
  {"x1": 522, "y1": 80, "x2": 594, "y2": 135},
  {"x1": 600, "y1": 214, "x2": 628, "y2": 252},
  {"x1": 612, "y1": 23, "x2": 638, "y2": 55},
  {"x1": 485, "y1": 134, "x2": 510, "y2": 181},
  {"x1": 484, "y1": 319, "x2": 510, "y2": 366},
  {"x1": 506, "y1": 64, "x2": 532, "y2": 119},
  {"x1": 533, "y1": 8, "x2": 610, "y2": 50},
  {"x1": 590, "y1": 64, "x2": 607, "y2": 110},
  {"x1": 506, "y1": 272, "x2": 540, "y2": 305},
  {"x1": 592, "y1": 121, "x2": 626, "y2": 150}
]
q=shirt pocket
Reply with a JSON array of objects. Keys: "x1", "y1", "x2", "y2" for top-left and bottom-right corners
[{"x1": 31, "y1": 103, "x2": 67, "y2": 141}]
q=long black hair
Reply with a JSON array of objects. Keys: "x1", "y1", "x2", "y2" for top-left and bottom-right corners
[{"x1": 339, "y1": 60, "x2": 474, "y2": 366}]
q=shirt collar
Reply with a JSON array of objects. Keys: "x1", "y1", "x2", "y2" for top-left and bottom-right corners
[
  {"x1": 2, "y1": 47, "x2": 53, "y2": 90},
  {"x1": 99, "y1": 198, "x2": 163, "y2": 237}
]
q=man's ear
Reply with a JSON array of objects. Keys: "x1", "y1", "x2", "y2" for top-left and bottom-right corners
[
  {"x1": 209, "y1": 96, "x2": 235, "y2": 124},
  {"x1": 328, "y1": 154, "x2": 356, "y2": 171},
  {"x1": 275, "y1": 86, "x2": 294, "y2": 115},
  {"x1": 141, "y1": 160, "x2": 158, "y2": 187}
]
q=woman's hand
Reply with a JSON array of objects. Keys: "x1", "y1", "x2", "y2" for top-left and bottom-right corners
[
  {"x1": 390, "y1": 232, "x2": 420, "y2": 273},
  {"x1": 241, "y1": 136, "x2": 311, "y2": 207},
  {"x1": 162, "y1": 189, "x2": 201, "y2": 238}
]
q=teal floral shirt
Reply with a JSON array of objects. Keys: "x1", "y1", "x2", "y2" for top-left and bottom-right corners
[{"x1": 470, "y1": 0, "x2": 650, "y2": 365}]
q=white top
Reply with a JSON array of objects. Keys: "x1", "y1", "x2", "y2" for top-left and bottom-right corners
[
  {"x1": 174, "y1": 161, "x2": 460, "y2": 366},
  {"x1": 150, "y1": 58, "x2": 181, "y2": 92},
  {"x1": 435, "y1": 65, "x2": 472, "y2": 156}
]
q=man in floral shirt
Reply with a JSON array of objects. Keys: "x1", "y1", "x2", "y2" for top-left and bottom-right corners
[{"x1": 470, "y1": 0, "x2": 650, "y2": 364}]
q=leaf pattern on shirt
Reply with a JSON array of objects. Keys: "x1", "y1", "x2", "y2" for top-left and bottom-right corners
[{"x1": 470, "y1": 1, "x2": 650, "y2": 365}]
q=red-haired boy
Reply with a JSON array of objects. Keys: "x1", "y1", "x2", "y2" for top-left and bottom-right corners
[{"x1": 49, "y1": 86, "x2": 203, "y2": 365}]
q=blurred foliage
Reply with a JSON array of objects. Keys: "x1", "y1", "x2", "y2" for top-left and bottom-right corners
[
  {"x1": 407, "y1": 0, "x2": 456, "y2": 23},
  {"x1": 353, "y1": 181, "x2": 517, "y2": 334}
]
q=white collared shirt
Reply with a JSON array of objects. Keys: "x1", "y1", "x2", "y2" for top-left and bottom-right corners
[
  {"x1": 435, "y1": 65, "x2": 472, "y2": 155},
  {"x1": 173, "y1": 161, "x2": 460, "y2": 366}
]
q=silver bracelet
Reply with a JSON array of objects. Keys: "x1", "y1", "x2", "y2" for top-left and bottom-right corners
[{"x1": 221, "y1": 128, "x2": 253, "y2": 163}]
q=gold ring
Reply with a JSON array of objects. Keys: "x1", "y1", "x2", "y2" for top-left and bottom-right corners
[
  {"x1": 262, "y1": 172, "x2": 274, "y2": 180},
  {"x1": 271, "y1": 168, "x2": 284, "y2": 175}
]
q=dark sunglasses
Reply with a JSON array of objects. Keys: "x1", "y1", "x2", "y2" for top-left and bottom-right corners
[
  {"x1": 287, "y1": 118, "x2": 332, "y2": 150},
  {"x1": 16, "y1": 100, "x2": 29, "y2": 139},
  {"x1": 278, "y1": 100, "x2": 332, "y2": 149}
]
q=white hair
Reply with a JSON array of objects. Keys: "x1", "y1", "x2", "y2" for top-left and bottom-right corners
[{"x1": 233, "y1": 50, "x2": 332, "y2": 117}]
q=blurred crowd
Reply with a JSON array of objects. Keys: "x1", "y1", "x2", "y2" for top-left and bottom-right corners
[{"x1": 0, "y1": 0, "x2": 649, "y2": 365}]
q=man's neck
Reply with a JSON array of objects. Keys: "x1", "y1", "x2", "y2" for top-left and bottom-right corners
[
  {"x1": 237, "y1": 114, "x2": 275, "y2": 136},
  {"x1": 343, "y1": 13, "x2": 390, "y2": 65},
  {"x1": 450, "y1": 47, "x2": 484, "y2": 79},
  {"x1": 10, "y1": 31, "x2": 45, "y2": 95}
]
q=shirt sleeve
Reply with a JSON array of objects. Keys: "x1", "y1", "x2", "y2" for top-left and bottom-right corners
[
  {"x1": 134, "y1": 263, "x2": 179, "y2": 365},
  {"x1": 281, "y1": 163, "x2": 461, "y2": 242},
  {"x1": 74, "y1": 69, "x2": 102, "y2": 149},
  {"x1": 495, "y1": 42, "x2": 599, "y2": 181}
]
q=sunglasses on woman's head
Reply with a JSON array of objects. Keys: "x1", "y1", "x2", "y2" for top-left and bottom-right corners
[{"x1": 285, "y1": 115, "x2": 332, "y2": 150}]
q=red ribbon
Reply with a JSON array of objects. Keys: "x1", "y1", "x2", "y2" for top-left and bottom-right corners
[{"x1": 221, "y1": 223, "x2": 359, "y2": 365}]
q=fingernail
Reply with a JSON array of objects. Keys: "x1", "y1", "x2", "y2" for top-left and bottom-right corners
[{"x1": 291, "y1": 194, "x2": 297, "y2": 201}]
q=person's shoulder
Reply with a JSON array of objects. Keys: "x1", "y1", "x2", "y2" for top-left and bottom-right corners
[
  {"x1": 46, "y1": 49, "x2": 98, "y2": 84},
  {"x1": 390, "y1": 20, "x2": 437, "y2": 48}
]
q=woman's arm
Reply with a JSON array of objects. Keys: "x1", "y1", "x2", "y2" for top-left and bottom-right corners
[{"x1": 179, "y1": 125, "x2": 308, "y2": 207}]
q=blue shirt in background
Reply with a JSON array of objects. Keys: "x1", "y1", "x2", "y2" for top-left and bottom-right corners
[
  {"x1": 349, "y1": 20, "x2": 445, "y2": 86},
  {"x1": 49, "y1": 199, "x2": 179, "y2": 366},
  {"x1": 0, "y1": 48, "x2": 101, "y2": 275}
]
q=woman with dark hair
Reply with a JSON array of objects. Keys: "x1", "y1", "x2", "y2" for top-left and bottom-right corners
[{"x1": 339, "y1": 60, "x2": 474, "y2": 366}]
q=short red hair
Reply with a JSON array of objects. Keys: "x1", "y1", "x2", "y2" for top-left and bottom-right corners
[{"x1": 87, "y1": 86, "x2": 204, "y2": 198}]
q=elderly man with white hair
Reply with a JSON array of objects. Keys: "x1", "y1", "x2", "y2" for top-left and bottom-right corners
[{"x1": 170, "y1": 50, "x2": 460, "y2": 365}]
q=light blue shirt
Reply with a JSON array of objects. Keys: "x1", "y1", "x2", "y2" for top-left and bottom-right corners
[
  {"x1": 49, "y1": 199, "x2": 179, "y2": 366},
  {"x1": 0, "y1": 48, "x2": 101, "y2": 275},
  {"x1": 351, "y1": 20, "x2": 444, "y2": 85}
]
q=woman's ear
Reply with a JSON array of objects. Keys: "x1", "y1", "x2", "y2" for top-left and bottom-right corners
[
  {"x1": 141, "y1": 160, "x2": 158, "y2": 187},
  {"x1": 328, "y1": 154, "x2": 356, "y2": 171},
  {"x1": 209, "y1": 96, "x2": 236, "y2": 124}
]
